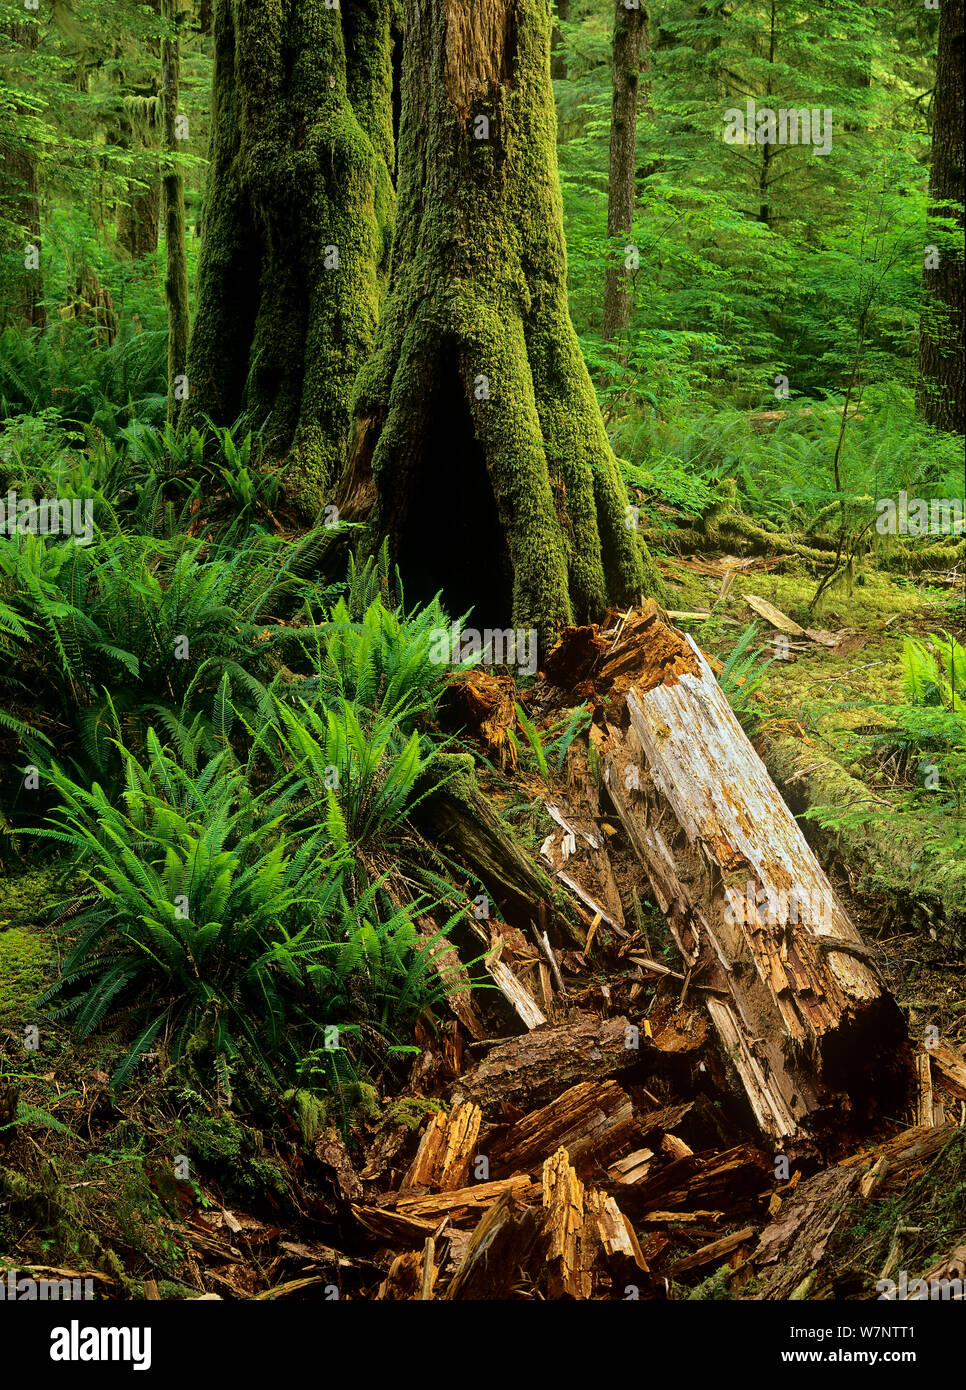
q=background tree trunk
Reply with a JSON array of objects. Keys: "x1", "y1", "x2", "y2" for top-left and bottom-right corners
[
  {"x1": 349, "y1": 0, "x2": 663, "y2": 651},
  {"x1": 180, "y1": 0, "x2": 395, "y2": 513},
  {"x1": 917, "y1": 0, "x2": 965, "y2": 435},
  {"x1": 162, "y1": 0, "x2": 189, "y2": 425},
  {"x1": 1, "y1": 18, "x2": 46, "y2": 331},
  {"x1": 602, "y1": 0, "x2": 646, "y2": 345},
  {"x1": 550, "y1": 0, "x2": 570, "y2": 81},
  {"x1": 117, "y1": 96, "x2": 161, "y2": 262}
]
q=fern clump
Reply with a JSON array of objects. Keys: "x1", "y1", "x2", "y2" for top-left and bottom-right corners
[{"x1": 36, "y1": 733, "x2": 459, "y2": 1095}]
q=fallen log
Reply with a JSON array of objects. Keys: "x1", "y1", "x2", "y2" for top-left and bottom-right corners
[
  {"x1": 399, "y1": 1101, "x2": 482, "y2": 1193},
  {"x1": 440, "y1": 1191, "x2": 548, "y2": 1300},
  {"x1": 576, "y1": 603, "x2": 909, "y2": 1145},
  {"x1": 450, "y1": 1014, "x2": 643, "y2": 1118},
  {"x1": 752, "y1": 1121, "x2": 961, "y2": 1297},
  {"x1": 488, "y1": 1080, "x2": 639, "y2": 1178},
  {"x1": 393, "y1": 1175, "x2": 535, "y2": 1219},
  {"x1": 415, "y1": 761, "x2": 585, "y2": 947}
]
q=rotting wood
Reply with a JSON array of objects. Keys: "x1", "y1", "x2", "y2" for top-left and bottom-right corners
[
  {"x1": 441, "y1": 1192, "x2": 548, "y2": 1300},
  {"x1": 744, "y1": 594, "x2": 806, "y2": 635},
  {"x1": 542, "y1": 1148, "x2": 594, "y2": 1298},
  {"x1": 488, "y1": 1080, "x2": 638, "y2": 1177},
  {"x1": 417, "y1": 777, "x2": 585, "y2": 946},
  {"x1": 585, "y1": 1187, "x2": 648, "y2": 1272},
  {"x1": 400, "y1": 1102, "x2": 482, "y2": 1193},
  {"x1": 752, "y1": 1164, "x2": 864, "y2": 1299},
  {"x1": 930, "y1": 1040, "x2": 966, "y2": 1101},
  {"x1": 753, "y1": 1121, "x2": 961, "y2": 1297},
  {"x1": 915, "y1": 1052, "x2": 935, "y2": 1127},
  {"x1": 450, "y1": 1013, "x2": 644, "y2": 1118},
  {"x1": 619, "y1": 1143, "x2": 772, "y2": 1217},
  {"x1": 393, "y1": 1175, "x2": 536, "y2": 1219},
  {"x1": 666, "y1": 1225, "x2": 755, "y2": 1278},
  {"x1": 607, "y1": 1148, "x2": 655, "y2": 1185},
  {"x1": 563, "y1": 601, "x2": 910, "y2": 1145}
]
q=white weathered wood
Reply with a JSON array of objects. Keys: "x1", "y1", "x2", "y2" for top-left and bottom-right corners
[{"x1": 595, "y1": 616, "x2": 905, "y2": 1144}]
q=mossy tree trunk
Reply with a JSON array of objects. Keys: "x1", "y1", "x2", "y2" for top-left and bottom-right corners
[
  {"x1": 602, "y1": 0, "x2": 646, "y2": 346},
  {"x1": 917, "y1": 0, "x2": 965, "y2": 435},
  {"x1": 349, "y1": 0, "x2": 662, "y2": 650},
  {"x1": 1, "y1": 18, "x2": 46, "y2": 331},
  {"x1": 179, "y1": 0, "x2": 395, "y2": 514},
  {"x1": 117, "y1": 96, "x2": 161, "y2": 262},
  {"x1": 161, "y1": 0, "x2": 189, "y2": 425}
]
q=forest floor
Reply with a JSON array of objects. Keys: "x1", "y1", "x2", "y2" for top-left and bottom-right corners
[{"x1": 1, "y1": 544, "x2": 963, "y2": 1301}]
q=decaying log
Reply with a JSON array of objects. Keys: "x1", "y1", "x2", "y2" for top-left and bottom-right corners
[
  {"x1": 607, "y1": 1148, "x2": 655, "y2": 1185},
  {"x1": 920, "y1": 1242, "x2": 966, "y2": 1293},
  {"x1": 580, "y1": 602, "x2": 909, "y2": 1144},
  {"x1": 930, "y1": 1040, "x2": 966, "y2": 1101},
  {"x1": 351, "y1": 1204, "x2": 440, "y2": 1244},
  {"x1": 376, "y1": 1248, "x2": 425, "y2": 1300},
  {"x1": 392, "y1": 1175, "x2": 536, "y2": 1219},
  {"x1": 584, "y1": 1188, "x2": 648, "y2": 1274},
  {"x1": 417, "y1": 776, "x2": 584, "y2": 946},
  {"x1": 488, "y1": 1080, "x2": 638, "y2": 1178},
  {"x1": 753, "y1": 1165, "x2": 864, "y2": 1299},
  {"x1": 666, "y1": 1225, "x2": 755, "y2": 1279},
  {"x1": 451, "y1": 1014, "x2": 643, "y2": 1118},
  {"x1": 622, "y1": 1143, "x2": 771, "y2": 1216},
  {"x1": 400, "y1": 1101, "x2": 482, "y2": 1193},
  {"x1": 441, "y1": 1191, "x2": 548, "y2": 1300},
  {"x1": 541, "y1": 1148, "x2": 647, "y2": 1298},
  {"x1": 915, "y1": 1053, "x2": 935, "y2": 1127},
  {"x1": 753, "y1": 1121, "x2": 961, "y2": 1297},
  {"x1": 543, "y1": 1147, "x2": 594, "y2": 1298},
  {"x1": 838, "y1": 1120, "x2": 959, "y2": 1187},
  {"x1": 539, "y1": 763, "x2": 627, "y2": 938},
  {"x1": 416, "y1": 919, "x2": 488, "y2": 1041}
]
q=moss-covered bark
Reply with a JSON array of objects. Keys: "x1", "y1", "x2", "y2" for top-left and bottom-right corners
[
  {"x1": 350, "y1": 0, "x2": 663, "y2": 650},
  {"x1": 916, "y1": 0, "x2": 965, "y2": 435},
  {"x1": 602, "y1": 0, "x2": 646, "y2": 345},
  {"x1": 180, "y1": 0, "x2": 396, "y2": 514},
  {"x1": 117, "y1": 96, "x2": 161, "y2": 262},
  {"x1": 1, "y1": 18, "x2": 46, "y2": 331},
  {"x1": 161, "y1": 0, "x2": 189, "y2": 427}
]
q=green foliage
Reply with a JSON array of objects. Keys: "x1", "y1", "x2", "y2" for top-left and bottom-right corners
[
  {"x1": 0, "y1": 325, "x2": 166, "y2": 433},
  {"x1": 37, "y1": 733, "x2": 459, "y2": 1093},
  {"x1": 616, "y1": 389, "x2": 962, "y2": 535},
  {"x1": 512, "y1": 702, "x2": 550, "y2": 781},
  {"x1": 0, "y1": 528, "x2": 307, "y2": 782},
  {"x1": 292, "y1": 591, "x2": 457, "y2": 726},
  {"x1": 262, "y1": 694, "x2": 446, "y2": 850},
  {"x1": 902, "y1": 631, "x2": 966, "y2": 712},
  {"x1": 718, "y1": 622, "x2": 774, "y2": 731}
]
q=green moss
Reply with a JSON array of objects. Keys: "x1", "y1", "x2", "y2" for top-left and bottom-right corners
[
  {"x1": 384, "y1": 1096, "x2": 447, "y2": 1131},
  {"x1": 183, "y1": 1113, "x2": 289, "y2": 1201},
  {"x1": 181, "y1": 0, "x2": 396, "y2": 515},
  {"x1": 345, "y1": 1081, "x2": 380, "y2": 1123},
  {"x1": 356, "y1": 0, "x2": 667, "y2": 651},
  {"x1": 0, "y1": 928, "x2": 52, "y2": 1026},
  {"x1": 282, "y1": 1087, "x2": 327, "y2": 1144},
  {"x1": 730, "y1": 565, "x2": 943, "y2": 631}
]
